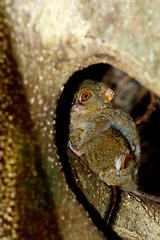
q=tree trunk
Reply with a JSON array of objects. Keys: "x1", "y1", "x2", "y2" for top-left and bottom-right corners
[{"x1": 1, "y1": 1, "x2": 160, "y2": 239}]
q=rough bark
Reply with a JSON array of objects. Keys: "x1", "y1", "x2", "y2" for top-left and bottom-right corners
[{"x1": 1, "y1": 1, "x2": 160, "y2": 239}]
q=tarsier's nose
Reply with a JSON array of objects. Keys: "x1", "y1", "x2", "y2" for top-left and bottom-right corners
[
  {"x1": 71, "y1": 99, "x2": 80, "y2": 106},
  {"x1": 71, "y1": 98, "x2": 76, "y2": 106}
]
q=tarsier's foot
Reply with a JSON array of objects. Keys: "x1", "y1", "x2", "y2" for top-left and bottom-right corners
[
  {"x1": 99, "y1": 147, "x2": 138, "y2": 189},
  {"x1": 115, "y1": 152, "x2": 135, "y2": 170}
]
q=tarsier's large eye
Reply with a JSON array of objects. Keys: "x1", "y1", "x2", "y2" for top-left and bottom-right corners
[{"x1": 81, "y1": 92, "x2": 92, "y2": 102}]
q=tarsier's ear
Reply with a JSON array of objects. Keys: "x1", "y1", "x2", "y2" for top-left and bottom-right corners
[
  {"x1": 100, "y1": 82, "x2": 115, "y2": 103},
  {"x1": 104, "y1": 88, "x2": 115, "y2": 103}
]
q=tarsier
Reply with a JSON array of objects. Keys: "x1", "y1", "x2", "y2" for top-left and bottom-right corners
[{"x1": 67, "y1": 79, "x2": 160, "y2": 224}]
